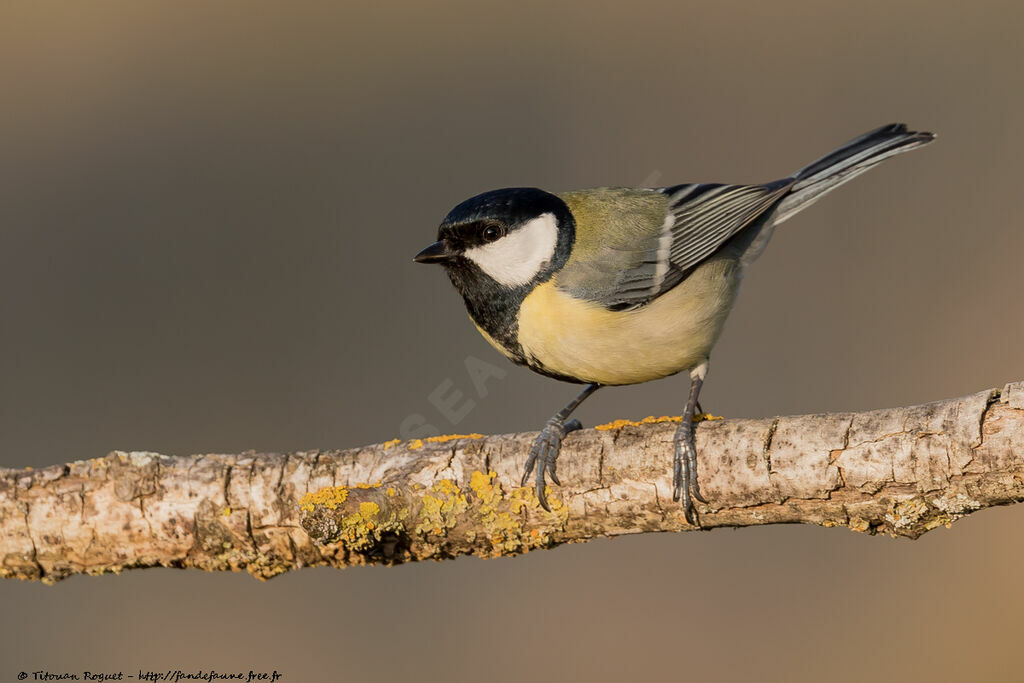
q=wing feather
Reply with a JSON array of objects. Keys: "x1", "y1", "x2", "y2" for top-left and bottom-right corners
[
  {"x1": 554, "y1": 182, "x2": 791, "y2": 310},
  {"x1": 665, "y1": 183, "x2": 791, "y2": 272}
]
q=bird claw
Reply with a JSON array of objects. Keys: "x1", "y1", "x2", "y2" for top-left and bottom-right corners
[
  {"x1": 672, "y1": 425, "x2": 706, "y2": 526},
  {"x1": 521, "y1": 417, "x2": 583, "y2": 511}
]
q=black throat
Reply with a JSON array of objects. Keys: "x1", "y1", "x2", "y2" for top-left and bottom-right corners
[{"x1": 446, "y1": 264, "x2": 533, "y2": 363}]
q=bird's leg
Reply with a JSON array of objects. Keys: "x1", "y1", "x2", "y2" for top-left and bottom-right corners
[
  {"x1": 521, "y1": 383, "x2": 600, "y2": 511},
  {"x1": 673, "y1": 360, "x2": 709, "y2": 526}
]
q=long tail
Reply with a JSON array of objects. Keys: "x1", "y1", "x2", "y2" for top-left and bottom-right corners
[{"x1": 774, "y1": 123, "x2": 935, "y2": 224}]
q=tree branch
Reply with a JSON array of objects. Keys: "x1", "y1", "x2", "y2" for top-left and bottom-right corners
[{"x1": 3, "y1": 383, "x2": 1024, "y2": 583}]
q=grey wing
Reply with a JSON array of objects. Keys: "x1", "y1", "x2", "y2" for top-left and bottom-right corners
[
  {"x1": 658, "y1": 180, "x2": 794, "y2": 272},
  {"x1": 579, "y1": 180, "x2": 793, "y2": 310}
]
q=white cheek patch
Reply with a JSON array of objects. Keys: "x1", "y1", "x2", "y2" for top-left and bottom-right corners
[{"x1": 464, "y1": 213, "x2": 559, "y2": 287}]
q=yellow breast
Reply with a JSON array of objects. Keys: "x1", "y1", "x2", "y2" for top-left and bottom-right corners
[{"x1": 516, "y1": 257, "x2": 740, "y2": 385}]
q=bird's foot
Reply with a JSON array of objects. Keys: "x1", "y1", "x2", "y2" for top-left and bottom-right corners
[
  {"x1": 521, "y1": 417, "x2": 583, "y2": 511},
  {"x1": 672, "y1": 425, "x2": 708, "y2": 526}
]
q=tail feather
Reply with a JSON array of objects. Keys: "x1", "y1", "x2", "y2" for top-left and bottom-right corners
[{"x1": 774, "y1": 123, "x2": 934, "y2": 224}]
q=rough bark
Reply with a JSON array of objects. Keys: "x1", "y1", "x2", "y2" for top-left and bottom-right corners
[{"x1": 3, "y1": 383, "x2": 1024, "y2": 583}]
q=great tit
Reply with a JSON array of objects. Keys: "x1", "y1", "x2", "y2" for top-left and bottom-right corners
[{"x1": 414, "y1": 123, "x2": 934, "y2": 524}]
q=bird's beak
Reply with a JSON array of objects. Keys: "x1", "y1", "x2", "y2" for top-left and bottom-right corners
[{"x1": 413, "y1": 240, "x2": 455, "y2": 264}]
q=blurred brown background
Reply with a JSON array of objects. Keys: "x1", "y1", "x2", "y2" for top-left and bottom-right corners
[{"x1": 2, "y1": 1, "x2": 1022, "y2": 681}]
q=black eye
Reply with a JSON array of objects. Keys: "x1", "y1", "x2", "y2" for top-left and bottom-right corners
[{"x1": 481, "y1": 225, "x2": 503, "y2": 242}]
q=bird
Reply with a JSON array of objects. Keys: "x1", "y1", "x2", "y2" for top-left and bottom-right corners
[{"x1": 414, "y1": 123, "x2": 934, "y2": 524}]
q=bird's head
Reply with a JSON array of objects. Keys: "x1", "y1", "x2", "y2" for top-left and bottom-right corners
[{"x1": 414, "y1": 187, "x2": 575, "y2": 296}]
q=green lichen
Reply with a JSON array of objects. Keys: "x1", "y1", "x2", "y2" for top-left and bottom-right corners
[
  {"x1": 415, "y1": 479, "x2": 469, "y2": 536},
  {"x1": 336, "y1": 499, "x2": 403, "y2": 552},
  {"x1": 474, "y1": 472, "x2": 522, "y2": 551},
  {"x1": 466, "y1": 470, "x2": 566, "y2": 552}
]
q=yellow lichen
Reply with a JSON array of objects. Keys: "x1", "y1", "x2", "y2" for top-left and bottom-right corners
[
  {"x1": 434, "y1": 479, "x2": 460, "y2": 496},
  {"x1": 382, "y1": 438, "x2": 401, "y2": 449},
  {"x1": 486, "y1": 511, "x2": 523, "y2": 552},
  {"x1": 221, "y1": 507, "x2": 231, "y2": 516},
  {"x1": 420, "y1": 496, "x2": 442, "y2": 520},
  {"x1": 470, "y1": 470, "x2": 502, "y2": 509},
  {"x1": 303, "y1": 494, "x2": 405, "y2": 553},
  {"x1": 513, "y1": 485, "x2": 570, "y2": 528},
  {"x1": 466, "y1": 471, "x2": 534, "y2": 552},
  {"x1": 301, "y1": 469, "x2": 571, "y2": 558},
  {"x1": 298, "y1": 486, "x2": 349, "y2": 512},
  {"x1": 408, "y1": 439, "x2": 424, "y2": 450},
  {"x1": 595, "y1": 415, "x2": 683, "y2": 430},
  {"x1": 594, "y1": 413, "x2": 723, "y2": 431},
  {"x1": 424, "y1": 433, "x2": 485, "y2": 443},
  {"x1": 508, "y1": 486, "x2": 533, "y2": 515}
]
